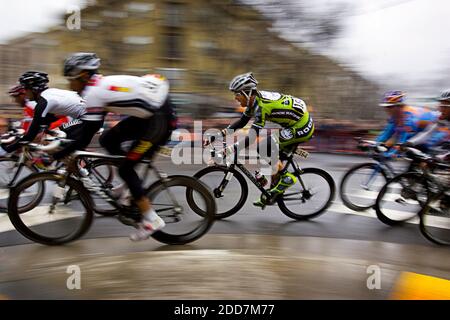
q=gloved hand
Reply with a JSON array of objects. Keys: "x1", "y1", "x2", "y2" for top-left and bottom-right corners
[
  {"x1": 398, "y1": 141, "x2": 414, "y2": 151},
  {"x1": 203, "y1": 129, "x2": 227, "y2": 147},
  {"x1": 384, "y1": 146, "x2": 400, "y2": 159},
  {"x1": 202, "y1": 137, "x2": 212, "y2": 147}
]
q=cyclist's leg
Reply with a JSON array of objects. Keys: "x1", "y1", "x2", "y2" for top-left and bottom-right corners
[
  {"x1": 253, "y1": 126, "x2": 314, "y2": 207},
  {"x1": 116, "y1": 113, "x2": 171, "y2": 240},
  {"x1": 99, "y1": 117, "x2": 144, "y2": 156},
  {"x1": 270, "y1": 125, "x2": 314, "y2": 194},
  {"x1": 53, "y1": 119, "x2": 104, "y2": 160},
  {"x1": 120, "y1": 115, "x2": 171, "y2": 200}
]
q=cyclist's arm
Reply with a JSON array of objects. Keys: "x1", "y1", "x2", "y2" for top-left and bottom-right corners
[
  {"x1": 233, "y1": 107, "x2": 265, "y2": 152},
  {"x1": 209, "y1": 113, "x2": 251, "y2": 143},
  {"x1": 3, "y1": 98, "x2": 49, "y2": 153},
  {"x1": 376, "y1": 120, "x2": 395, "y2": 144},
  {"x1": 406, "y1": 123, "x2": 438, "y2": 146},
  {"x1": 227, "y1": 113, "x2": 251, "y2": 130}
]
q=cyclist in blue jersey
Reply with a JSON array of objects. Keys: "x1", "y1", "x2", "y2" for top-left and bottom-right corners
[{"x1": 376, "y1": 90, "x2": 438, "y2": 157}]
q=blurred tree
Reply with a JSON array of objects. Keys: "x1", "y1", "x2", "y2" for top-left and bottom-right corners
[{"x1": 241, "y1": 0, "x2": 350, "y2": 48}]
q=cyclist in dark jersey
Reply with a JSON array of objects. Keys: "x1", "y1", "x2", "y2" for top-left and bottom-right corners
[
  {"x1": 7, "y1": 84, "x2": 69, "y2": 132},
  {"x1": 0, "y1": 71, "x2": 86, "y2": 157}
]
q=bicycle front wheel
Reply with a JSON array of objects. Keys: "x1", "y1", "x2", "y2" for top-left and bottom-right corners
[
  {"x1": 190, "y1": 165, "x2": 248, "y2": 219},
  {"x1": 419, "y1": 191, "x2": 450, "y2": 245},
  {"x1": 8, "y1": 172, "x2": 94, "y2": 245},
  {"x1": 0, "y1": 158, "x2": 43, "y2": 212},
  {"x1": 375, "y1": 172, "x2": 426, "y2": 226},
  {"x1": 278, "y1": 167, "x2": 335, "y2": 220},
  {"x1": 148, "y1": 175, "x2": 216, "y2": 245},
  {"x1": 340, "y1": 162, "x2": 388, "y2": 212}
]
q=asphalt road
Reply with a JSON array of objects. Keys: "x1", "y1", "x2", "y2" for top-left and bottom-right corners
[{"x1": 0, "y1": 152, "x2": 449, "y2": 299}]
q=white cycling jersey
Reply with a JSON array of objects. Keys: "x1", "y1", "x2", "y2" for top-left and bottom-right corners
[
  {"x1": 40, "y1": 88, "x2": 86, "y2": 119},
  {"x1": 81, "y1": 74, "x2": 170, "y2": 121}
]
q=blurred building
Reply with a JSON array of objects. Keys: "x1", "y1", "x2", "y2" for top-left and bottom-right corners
[{"x1": 0, "y1": 0, "x2": 381, "y2": 122}]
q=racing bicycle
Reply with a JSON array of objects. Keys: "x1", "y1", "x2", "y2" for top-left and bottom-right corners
[
  {"x1": 7, "y1": 140, "x2": 216, "y2": 245},
  {"x1": 189, "y1": 140, "x2": 335, "y2": 220}
]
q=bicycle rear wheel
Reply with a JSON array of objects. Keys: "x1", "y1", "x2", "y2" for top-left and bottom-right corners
[
  {"x1": 419, "y1": 191, "x2": 450, "y2": 245},
  {"x1": 7, "y1": 172, "x2": 94, "y2": 245},
  {"x1": 0, "y1": 158, "x2": 43, "y2": 213},
  {"x1": 148, "y1": 175, "x2": 216, "y2": 245},
  {"x1": 278, "y1": 167, "x2": 335, "y2": 220}
]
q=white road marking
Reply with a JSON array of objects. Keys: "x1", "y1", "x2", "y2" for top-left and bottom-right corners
[
  {"x1": 0, "y1": 186, "x2": 447, "y2": 234},
  {"x1": 328, "y1": 202, "x2": 420, "y2": 224},
  {"x1": 0, "y1": 205, "x2": 83, "y2": 233}
]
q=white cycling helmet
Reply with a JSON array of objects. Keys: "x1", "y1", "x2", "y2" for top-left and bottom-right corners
[{"x1": 229, "y1": 72, "x2": 258, "y2": 93}]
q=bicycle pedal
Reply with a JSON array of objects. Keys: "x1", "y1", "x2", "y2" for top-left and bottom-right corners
[
  {"x1": 253, "y1": 202, "x2": 266, "y2": 209},
  {"x1": 118, "y1": 213, "x2": 140, "y2": 227}
]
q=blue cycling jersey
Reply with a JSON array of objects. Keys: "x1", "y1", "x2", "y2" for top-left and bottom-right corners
[{"x1": 376, "y1": 106, "x2": 439, "y2": 145}]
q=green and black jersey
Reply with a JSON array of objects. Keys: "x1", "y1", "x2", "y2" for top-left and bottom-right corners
[
  {"x1": 227, "y1": 90, "x2": 314, "y2": 147},
  {"x1": 244, "y1": 91, "x2": 311, "y2": 129}
]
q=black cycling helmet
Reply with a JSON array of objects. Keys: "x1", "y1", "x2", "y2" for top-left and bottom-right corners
[
  {"x1": 19, "y1": 71, "x2": 49, "y2": 92},
  {"x1": 437, "y1": 89, "x2": 450, "y2": 103},
  {"x1": 63, "y1": 52, "x2": 101, "y2": 77}
]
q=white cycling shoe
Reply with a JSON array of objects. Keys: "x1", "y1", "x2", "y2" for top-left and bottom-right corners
[{"x1": 129, "y1": 216, "x2": 166, "y2": 241}]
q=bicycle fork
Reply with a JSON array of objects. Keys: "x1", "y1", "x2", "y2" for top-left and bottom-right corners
[
  {"x1": 153, "y1": 171, "x2": 183, "y2": 222},
  {"x1": 214, "y1": 170, "x2": 234, "y2": 198},
  {"x1": 288, "y1": 160, "x2": 311, "y2": 202},
  {"x1": 362, "y1": 165, "x2": 383, "y2": 190}
]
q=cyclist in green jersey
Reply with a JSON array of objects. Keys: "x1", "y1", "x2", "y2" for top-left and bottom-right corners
[{"x1": 206, "y1": 72, "x2": 315, "y2": 207}]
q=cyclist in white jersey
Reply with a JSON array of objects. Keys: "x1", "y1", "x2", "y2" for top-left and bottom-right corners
[
  {"x1": 0, "y1": 71, "x2": 87, "y2": 157},
  {"x1": 63, "y1": 53, "x2": 177, "y2": 241}
]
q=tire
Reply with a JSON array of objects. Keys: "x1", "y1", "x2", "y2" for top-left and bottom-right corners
[
  {"x1": 419, "y1": 191, "x2": 450, "y2": 245},
  {"x1": 149, "y1": 175, "x2": 216, "y2": 245},
  {"x1": 189, "y1": 165, "x2": 248, "y2": 219},
  {"x1": 8, "y1": 172, "x2": 94, "y2": 245},
  {"x1": 340, "y1": 162, "x2": 388, "y2": 212},
  {"x1": 0, "y1": 158, "x2": 44, "y2": 213},
  {"x1": 278, "y1": 167, "x2": 335, "y2": 220},
  {"x1": 375, "y1": 172, "x2": 427, "y2": 226}
]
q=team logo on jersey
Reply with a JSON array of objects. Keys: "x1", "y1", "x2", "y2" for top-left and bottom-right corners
[
  {"x1": 280, "y1": 128, "x2": 294, "y2": 140},
  {"x1": 260, "y1": 91, "x2": 282, "y2": 101},
  {"x1": 108, "y1": 85, "x2": 131, "y2": 92}
]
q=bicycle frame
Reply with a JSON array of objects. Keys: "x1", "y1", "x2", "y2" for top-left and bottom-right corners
[
  {"x1": 210, "y1": 142, "x2": 307, "y2": 200},
  {"x1": 63, "y1": 152, "x2": 184, "y2": 222}
]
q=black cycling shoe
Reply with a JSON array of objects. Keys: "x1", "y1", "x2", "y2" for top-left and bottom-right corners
[{"x1": 118, "y1": 204, "x2": 142, "y2": 227}]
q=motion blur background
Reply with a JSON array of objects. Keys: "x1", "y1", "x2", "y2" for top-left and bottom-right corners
[{"x1": 0, "y1": 0, "x2": 447, "y2": 152}]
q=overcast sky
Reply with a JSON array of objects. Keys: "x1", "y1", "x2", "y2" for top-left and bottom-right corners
[{"x1": 0, "y1": 0, "x2": 448, "y2": 93}]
